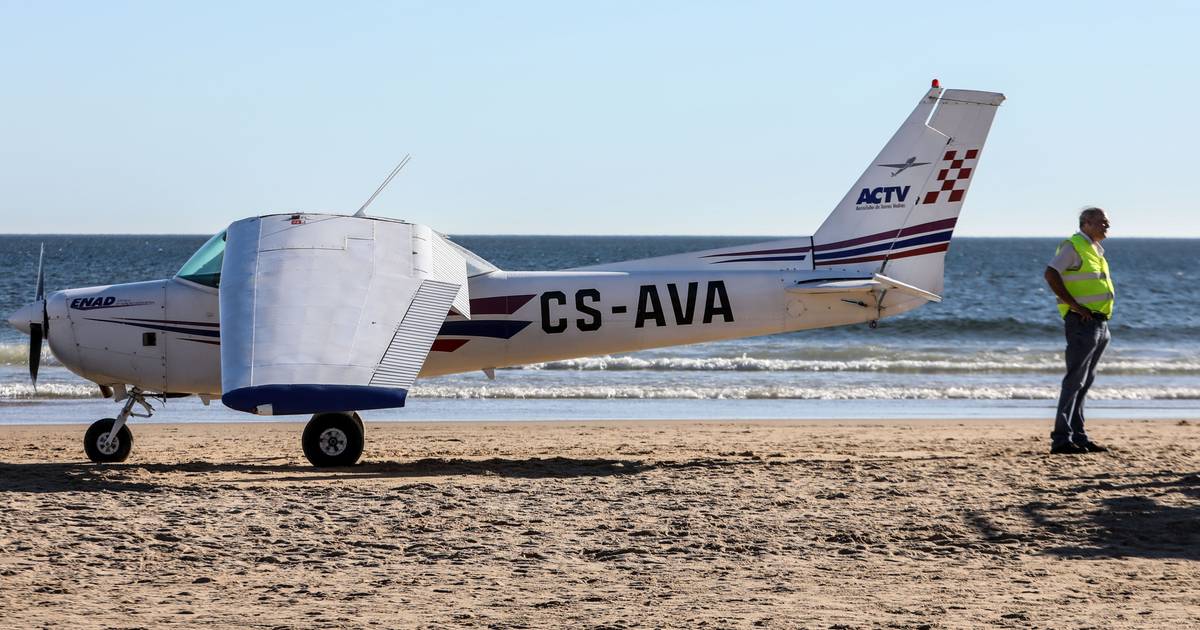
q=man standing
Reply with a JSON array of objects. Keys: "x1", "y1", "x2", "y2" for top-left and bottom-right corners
[{"x1": 1043, "y1": 207, "x2": 1115, "y2": 454}]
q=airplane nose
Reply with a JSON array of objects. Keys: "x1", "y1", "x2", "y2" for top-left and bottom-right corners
[{"x1": 7, "y1": 301, "x2": 38, "y2": 336}]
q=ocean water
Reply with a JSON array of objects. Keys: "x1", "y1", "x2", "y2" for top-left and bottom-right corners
[{"x1": 1, "y1": 235, "x2": 1198, "y2": 423}]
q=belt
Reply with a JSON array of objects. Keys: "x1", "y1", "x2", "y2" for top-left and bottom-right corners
[{"x1": 1068, "y1": 310, "x2": 1108, "y2": 322}]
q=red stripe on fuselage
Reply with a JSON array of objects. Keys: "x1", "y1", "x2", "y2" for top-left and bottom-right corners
[
  {"x1": 431, "y1": 339, "x2": 470, "y2": 352},
  {"x1": 468, "y1": 294, "x2": 536, "y2": 315}
]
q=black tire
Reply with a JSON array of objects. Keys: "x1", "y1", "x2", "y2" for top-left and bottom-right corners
[
  {"x1": 84, "y1": 418, "x2": 133, "y2": 463},
  {"x1": 302, "y1": 412, "x2": 364, "y2": 467}
]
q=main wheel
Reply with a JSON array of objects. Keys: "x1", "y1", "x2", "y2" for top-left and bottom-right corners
[
  {"x1": 302, "y1": 412, "x2": 364, "y2": 467},
  {"x1": 84, "y1": 418, "x2": 133, "y2": 463}
]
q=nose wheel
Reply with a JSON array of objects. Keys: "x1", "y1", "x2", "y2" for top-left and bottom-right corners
[
  {"x1": 302, "y1": 412, "x2": 365, "y2": 467},
  {"x1": 84, "y1": 387, "x2": 155, "y2": 464},
  {"x1": 84, "y1": 418, "x2": 133, "y2": 463}
]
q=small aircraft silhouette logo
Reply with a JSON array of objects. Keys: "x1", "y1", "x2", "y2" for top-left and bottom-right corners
[{"x1": 877, "y1": 156, "x2": 930, "y2": 177}]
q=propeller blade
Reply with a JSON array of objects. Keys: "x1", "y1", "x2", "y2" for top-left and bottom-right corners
[
  {"x1": 29, "y1": 322, "x2": 43, "y2": 388},
  {"x1": 35, "y1": 243, "x2": 45, "y2": 301}
]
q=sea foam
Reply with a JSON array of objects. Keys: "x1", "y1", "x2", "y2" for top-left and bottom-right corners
[
  {"x1": 520, "y1": 354, "x2": 1200, "y2": 375},
  {"x1": 409, "y1": 384, "x2": 1200, "y2": 401}
]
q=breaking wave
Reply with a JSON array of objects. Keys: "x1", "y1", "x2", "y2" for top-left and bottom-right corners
[
  {"x1": 5, "y1": 341, "x2": 1195, "y2": 376},
  {"x1": 0, "y1": 383, "x2": 100, "y2": 400},
  {"x1": 522, "y1": 354, "x2": 1200, "y2": 375},
  {"x1": 799, "y1": 316, "x2": 1200, "y2": 343},
  {"x1": 0, "y1": 343, "x2": 60, "y2": 367},
  {"x1": 3, "y1": 381, "x2": 1197, "y2": 402},
  {"x1": 410, "y1": 385, "x2": 1200, "y2": 401}
]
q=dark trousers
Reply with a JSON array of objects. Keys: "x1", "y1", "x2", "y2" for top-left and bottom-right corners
[{"x1": 1052, "y1": 312, "x2": 1110, "y2": 447}]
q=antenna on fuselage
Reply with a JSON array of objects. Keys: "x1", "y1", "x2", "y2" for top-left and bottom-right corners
[{"x1": 354, "y1": 154, "x2": 411, "y2": 217}]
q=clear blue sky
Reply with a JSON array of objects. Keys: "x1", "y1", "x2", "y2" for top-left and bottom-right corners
[{"x1": 1, "y1": 1, "x2": 1196, "y2": 236}]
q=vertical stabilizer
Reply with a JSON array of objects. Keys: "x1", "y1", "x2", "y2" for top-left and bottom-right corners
[{"x1": 811, "y1": 86, "x2": 1004, "y2": 298}]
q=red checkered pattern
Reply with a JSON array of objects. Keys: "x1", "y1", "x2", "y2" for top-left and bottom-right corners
[{"x1": 920, "y1": 148, "x2": 979, "y2": 205}]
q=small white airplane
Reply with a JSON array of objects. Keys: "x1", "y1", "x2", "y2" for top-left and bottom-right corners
[
  {"x1": 8, "y1": 82, "x2": 1003, "y2": 467},
  {"x1": 877, "y1": 156, "x2": 933, "y2": 177}
]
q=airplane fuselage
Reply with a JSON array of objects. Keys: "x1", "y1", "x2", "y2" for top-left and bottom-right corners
[{"x1": 40, "y1": 265, "x2": 915, "y2": 397}]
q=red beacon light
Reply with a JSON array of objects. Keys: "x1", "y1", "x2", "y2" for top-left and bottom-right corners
[{"x1": 931, "y1": 78, "x2": 940, "y2": 88}]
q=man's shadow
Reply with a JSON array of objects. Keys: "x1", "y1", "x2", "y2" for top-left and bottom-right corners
[{"x1": 1016, "y1": 471, "x2": 1200, "y2": 560}]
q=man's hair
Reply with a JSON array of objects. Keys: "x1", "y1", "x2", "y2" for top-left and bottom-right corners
[{"x1": 1079, "y1": 207, "x2": 1106, "y2": 228}]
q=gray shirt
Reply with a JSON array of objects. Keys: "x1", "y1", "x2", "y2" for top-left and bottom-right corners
[{"x1": 1048, "y1": 232, "x2": 1104, "y2": 273}]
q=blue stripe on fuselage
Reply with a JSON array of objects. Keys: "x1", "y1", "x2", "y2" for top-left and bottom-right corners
[{"x1": 437, "y1": 320, "x2": 532, "y2": 339}]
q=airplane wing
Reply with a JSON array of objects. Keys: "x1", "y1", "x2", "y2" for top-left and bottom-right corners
[
  {"x1": 787, "y1": 273, "x2": 941, "y2": 303},
  {"x1": 877, "y1": 163, "x2": 911, "y2": 169},
  {"x1": 219, "y1": 214, "x2": 470, "y2": 415}
]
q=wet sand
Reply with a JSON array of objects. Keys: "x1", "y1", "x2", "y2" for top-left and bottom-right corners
[{"x1": 1, "y1": 418, "x2": 1197, "y2": 628}]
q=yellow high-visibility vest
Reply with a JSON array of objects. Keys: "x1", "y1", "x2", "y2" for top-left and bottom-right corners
[{"x1": 1056, "y1": 233, "x2": 1115, "y2": 318}]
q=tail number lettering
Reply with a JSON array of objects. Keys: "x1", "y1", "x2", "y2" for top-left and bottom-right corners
[{"x1": 540, "y1": 282, "x2": 734, "y2": 334}]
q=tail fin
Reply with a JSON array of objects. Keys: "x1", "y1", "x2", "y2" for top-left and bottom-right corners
[{"x1": 811, "y1": 85, "x2": 1004, "y2": 297}]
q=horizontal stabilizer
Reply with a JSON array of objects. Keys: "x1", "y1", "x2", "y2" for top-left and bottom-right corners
[{"x1": 787, "y1": 273, "x2": 941, "y2": 303}]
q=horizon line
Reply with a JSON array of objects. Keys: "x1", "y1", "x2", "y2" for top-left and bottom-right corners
[{"x1": 0, "y1": 233, "x2": 1195, "y2": 239}]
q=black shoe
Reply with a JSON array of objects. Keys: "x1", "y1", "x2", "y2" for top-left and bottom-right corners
[
  {"x1": 1050, "y1": 443, "x2": 1087, "y2": 455},
  {"x1": 1078, "y1": 441, "x2": 1109, "y2": 453}
]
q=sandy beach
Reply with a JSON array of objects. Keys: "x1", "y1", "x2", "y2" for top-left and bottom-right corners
[{"x1": 0, "y1": 418, "x2": 1197, "y2": 628}]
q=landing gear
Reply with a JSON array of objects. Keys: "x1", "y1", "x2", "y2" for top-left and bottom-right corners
[
  {"x1": 84, "y1": 387, "x2": 154, "y2": 463},
  {"x1": 302, "y1": 411, "x2": 364, "y2": 467}
]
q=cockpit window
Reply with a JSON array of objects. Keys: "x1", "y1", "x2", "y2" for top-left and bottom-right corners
[{"x1": 176, "y1": 230, "x2": 226, "y2": 288}]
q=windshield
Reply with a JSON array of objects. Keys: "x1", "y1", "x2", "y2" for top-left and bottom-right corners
[
  {"x1": 446, "y1": 238, "x2": 499, "y2": 277},
  {"x1": 176, "y1": 230, "x2": 226, "y2": 288}
]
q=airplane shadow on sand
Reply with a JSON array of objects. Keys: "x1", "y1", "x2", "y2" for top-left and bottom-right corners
[
  {"x1": 1012, "y1": 470, "x2": 1200, "y2": 561},
  {"x1": 0, "y1": 456, "x2": 752, "y2": 494}
]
